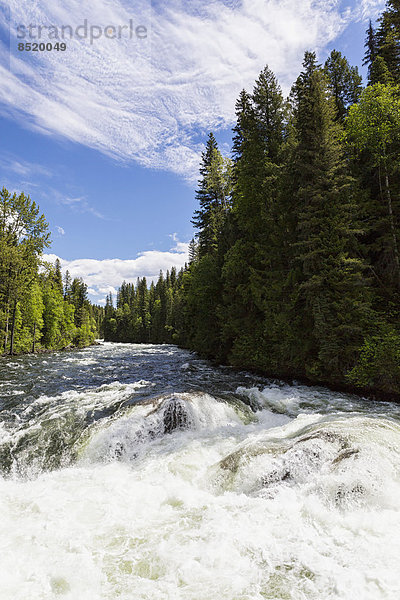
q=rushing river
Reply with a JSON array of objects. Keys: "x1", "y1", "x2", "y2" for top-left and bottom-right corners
[{"x1": 0, "y1": 342, "x2": 400, "y2": 600}]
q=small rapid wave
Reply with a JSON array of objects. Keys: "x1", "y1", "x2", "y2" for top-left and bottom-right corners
[
  {"x1": 0, "y1": 379, "x2": 154, "y2": 476},
  {"x1": 80, "y1": 392, "x2": 252, "y2": 465},
  {"x1": 212, "y1": 413, "x2": 400, "y2": 509}
]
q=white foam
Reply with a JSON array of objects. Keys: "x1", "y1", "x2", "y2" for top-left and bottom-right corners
[{"x1": 1, "y1": 411, "x2": 400, "y2": 599}]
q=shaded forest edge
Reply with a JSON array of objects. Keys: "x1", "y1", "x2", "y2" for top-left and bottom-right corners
[
  {"x1": 103, "y1": 2, "x2": 400, "y2": 401},
  {"x1": 0, "y1": 188, "x2": 103, "y2": 356}
]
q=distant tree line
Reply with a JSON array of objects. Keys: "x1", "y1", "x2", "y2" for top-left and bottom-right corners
[
  {"x1": 104, "y1": 0, "x2": 400, "y2": 396},
  {"x1": 103, "y1": 269, "x2": 185, "y2": 344},
  {"x1": 0, "y1": 187, "x2": 102, "y2": 355}
]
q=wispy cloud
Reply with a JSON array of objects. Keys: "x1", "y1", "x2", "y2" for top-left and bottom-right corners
[
  {"x1": 56, "y1": 225, "x2": 65, "y2": 235},
  {"x1": 358, "y1": 0, "x2": 385, "y2": 20},
  {"x1": 43, "y1": 235, "x2": 189, "y2": 304},
  {"x1": 0, "y1": 153, "x2": 52, "y2": 179},
  {"x1": 59, "y1": 195, "x2": 106, "y2": 219},
  {"x1": 0, "y1": 0, "x2": 384, "y2": 180}
]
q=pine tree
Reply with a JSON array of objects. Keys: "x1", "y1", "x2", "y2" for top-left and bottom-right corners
[
  {"x1": 220, "y1": 69, "x2": 286, "y2": 368},
  {"x1": 376, "y1": 12, "x2": 400, "y2": 83},
  {"x1": 191, "y1": 133, "x2": 232, "y2": 258},
  {"x1": 188, "y1": 238, "x2": 197, "y2": 264},
  {"x1": 54, "y1": 259, "x2": 63, "y2": 294},
  {"x1": 324, "y1": 50, "x2": 362, "y2": 121},
  {"x1": 252, "y1": 66, "x2": 285, "y2": 161},
  {"x1": 63, "y1": 270, "x2": 72, "y2": 301},
  {"x1": 364, "y1": 20, "x2": 378, "y2": 82},
  {"x1": 288, "y1": 52, "x2": 369, "y2": 379}
]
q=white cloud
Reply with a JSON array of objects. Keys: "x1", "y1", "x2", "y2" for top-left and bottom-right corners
[
  {"x1": 43, "y1": 235, "x2": 189, "y2": 304},
  {"x1": 56, "y1": 225, "x2": 65, "y2": 235},
  {"x1": 0, "y1": 0, "x2": 378, "y2": 181}
]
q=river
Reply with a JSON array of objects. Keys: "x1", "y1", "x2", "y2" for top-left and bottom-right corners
[{"x1": 0, "y1": 342, "x2": 399, "y2": 599}]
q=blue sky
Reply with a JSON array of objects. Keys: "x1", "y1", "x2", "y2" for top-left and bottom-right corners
[{"x1": 0, "y1": 0, "x2": 385, "y2": 303}]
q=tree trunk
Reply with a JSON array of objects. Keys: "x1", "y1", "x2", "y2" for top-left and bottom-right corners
[
  {"x1": 3, "y1": 301, "x2": 9, "y2": 353},
  {"x1": 9, "y1": 300, "x2": 17, "y2": 356},
  {"x1": 32, "y1": 321, "x2": 36, "y2": 353},
  {"x1": 382, "y1": 159, "x2": 400, "y2": 287}
]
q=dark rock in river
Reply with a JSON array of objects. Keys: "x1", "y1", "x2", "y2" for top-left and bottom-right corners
[{"x1": 163, "y1": 398, "x2": 192, "y2": 434}]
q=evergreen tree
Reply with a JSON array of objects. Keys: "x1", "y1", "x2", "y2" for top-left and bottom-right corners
[
  {"x1": 376, "y1": 8, "x2": 400, "y2": 83},
  {"x1": 102, "y1": 29, "x2": 400, "y2": 397},
  {"x1": 63, "y1": 270, "x2": 72, "y2": 301},
  {"x1": 324, "y1": 50, "x2": 362, "y2": 121},
  {"x1": 220, "y1": 69, "x2": 286, "y2": 367},
  {"x1": 54, "y1": 258, "x2": 63, "y2": 294},
  {"x1": 364, "y1": 19, "x2": 378, "y2": 82},
  {"x1": 192, "y1": 133, "x2": 232, "y2": 258},
  {"x1": 288, "y1": 52, "x2": 369, "y2": 379},
  {"x1": 370, "y1": 55, "x2": 394, "y2": 84}
]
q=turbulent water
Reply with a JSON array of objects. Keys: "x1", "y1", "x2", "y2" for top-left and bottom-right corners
[{"x1": 0, "y1": 343, "x2": 400, "y2": 600}]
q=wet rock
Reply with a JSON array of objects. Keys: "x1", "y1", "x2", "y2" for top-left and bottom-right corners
[
  {"x1": 332, "y1": 448, "x2": 359, "y2": 465},
  {"x1": 113, "y1": 441, "x2": 124, "y2": 458},
  {"x1": 181, "y1": 362, "x2": 197, "y2": 372},
  {"x1": 261, "y1": 469, "x2": 292, "y2": 487},
  {"x1": 335, "y1": 482, "x2": 366, "y2": 506},
  {"x1": 163, "y1": 398, "x2": 191, "y2": 434},
  {"x1": 298, "y1": 429, "x2": 350, "y2": 450}
]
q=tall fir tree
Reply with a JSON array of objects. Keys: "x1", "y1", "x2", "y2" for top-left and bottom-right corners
[
  {"x1": 324, "y1": 50, "x2": 362, "y2": 121},
  {"x1": 376, "y1": 12, "x2": 400, "y2": 83},
  {"x1": 191, "y1": 133, "x2": 232, "y2": 258},
  {"x1": 288, "y1": 52, "x2": 369, "y2": 379},
  {"x1": 364, "y1": 19, "x2": 378, "y2": 82}
]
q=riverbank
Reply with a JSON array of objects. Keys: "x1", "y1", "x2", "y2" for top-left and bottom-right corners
[
  {"x1": 0, "y1": 340, "x2": 101, "y2": 360},
  {"x1": 222, "y1": 362, "x2": 400, "y2": 406}
]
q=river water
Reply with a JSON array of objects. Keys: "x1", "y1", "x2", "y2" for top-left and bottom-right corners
[{"x1": 0, "y1": 342, "x2": 399, "y2": 600}]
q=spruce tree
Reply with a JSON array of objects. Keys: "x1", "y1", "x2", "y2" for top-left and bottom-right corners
[
  {"x1": 191, "y1": 133, "x2": 232, "y2": 258},
  {"x1": 364, "y1": 20, "x2": 378, "y2": 82},
  {"x1": 289, "y1": 52, "x2": 369, "y2": 379},
  {"x1": 54, "y1": 259, "x2": 63, "y2": 294},
  {"x1": 220, "y1": 70, "x2": 286, "y2": 369},
  {"x1": 376, "y1": 13, "x2": 400, "y2": 83},
  {"x1": 370, "y1": 55, "x2": 394, "y2": 84},
  {"x1": 324, "y1": 50, "x2": 362, "y2": 121}
]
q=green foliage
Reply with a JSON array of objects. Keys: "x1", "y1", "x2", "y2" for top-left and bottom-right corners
[
  {"x1": 347, "y1": 328, "x2": 400, "y2": 394},
  {"x1": 346, "y1": 83, "x2": 400, "y2": 289},
  {"x1": 370, "y1": 56, "x2": 394, "y2": 85},
  {"x1": 192, "y1": 133, "x2": 233, "y2": 258},
  {"x1": 363, "y1": 19, "x2": 378, "y2": 82},
  {"x1": 286, "y1": 52, "x2": 370, "y2": 379},
  {"x1": 346, "y1": 83, "x2": 400, "y2": 158},
  {"x1": 324, "y1": 50, "x2": 362, "y2": 121},
  {"x1": 0, "y1": 187, "x2": 100, "y2": 355}
]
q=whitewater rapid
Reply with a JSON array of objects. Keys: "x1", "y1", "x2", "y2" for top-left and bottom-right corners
[{"x1": 0, "y1": 343, "x2": 399, "y2": 599}]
